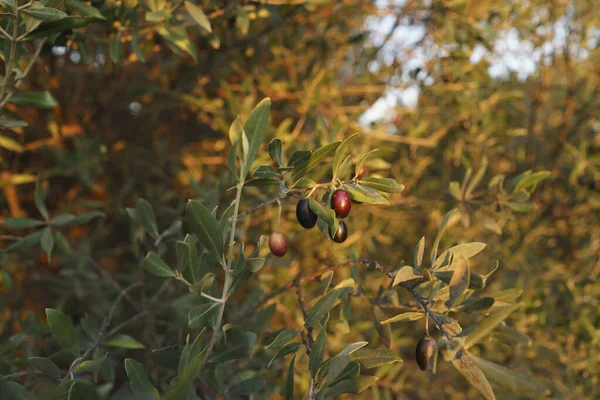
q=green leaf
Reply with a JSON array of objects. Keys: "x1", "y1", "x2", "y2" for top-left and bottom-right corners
[
  {"x1": 0, "y1": 119, "x2": 27, "y2": 128},
  {"x1": 109, "y1": 31, "x2": 122, "y2": 63},
  {"x1": 457, "y1": 297, "x2": 495, "y2": 313},
  {"x1": 243, "y1": 98, "x2": 271, "y2": 177},
  {"x1": 185, "y1": 199, "x2": 223, "y2": 260},
  {"x1": 415, "y1": 236, "x2": 425, "y2": 269},
  {"x1": 392, "y1": 265, "x2": 423, "y2": 287},
  {"x1": 284, "y1": 354, "x2": 296, "y2": 400},
  {"x1": 360, "y1": 177, "x2": 405, "y2": 193},
  {"x1": 10, "y1": 91, "x2": 58, "y2": 109},
  {"x1": 29, "y1": 356, "x2": 61, "y2": 380},
  {"x1": 134, "y1": 198, "x2": 158, "y2": 237},
  {"x1": 452, "y1": 351, "x2": 495, "y2": 400},
  {"x1": 131, "y1": 33, "x2": 145, "y2": 62},
  {"x1": 292, "y1": 141, "x2": 341, "y2": 180},
  {"x1": 447, "y1": 256, "x2": 470, "y2": 308},
  {"x1": 514, "y1": 171, "x2": 551, "y2": 193},
  {"x1": 380, "y1": 312, "x2": 423, "y2": 325},
  {"x1": 68, "y1": 211, "x2": 105, "y2": 225},
  {"x1": 310, "y1": 326, "x2": 327, "y2": 375},
  {"x1": 125, "y1": 358, "x2": 160, "y2": 400},
  {"x1": 464, "y1": 304, "x2": 520, "y2": 349},
  {"x1": 50, "y1": 214, "x2": 76, "y2": 226},
  {"x1": 268, "y1": 342, "x2": 301, "y2": 368},
  {"x1": 332, "y1": 133, "x2": 359, "y2": 179},
  {"x1": 305, "y1": 289, "x2": 339, "y2": 328},
  {"x1": 35, "y1": 179, "x2": 48, "y2": 220},
  {"x1": 176, "y1": 241, "x2": 192, "y2": 272},
  {"x1": 471, "y1": 355, "x2": 548, "y2": 396},
  {"x1": 0, "y1": 217, "x2": 44, "y2": 229},
  {"x1": 246, "y1": 257, "x2": 265, "y2": 272},
  {"x1": 307, "y1": 197, "x2": 336, "y2": 236},
  {"x1": 344, "y1": 183, "x2": 388, "y2": 204},
  {"x1": 253, "y1": 165, "x2": 278, "y2": 179},
  {"x1": 351, "y1": 349, "x2": 402, "y2": 369},
  {"x1": 430, "y1": 208, "x2": 458, "y2": 266},
  {"x1": 40, "y1": 227, "x2": 54, "y2": 261},
  {"x1": 354, "y1": 149, "x2": 378, "y2": 179},
  {"x1": 188, "y1": 303, "x2": 218, "y2": 329},
  {"x1": 337, "y1": 341, "x2": 369, "y2": 356},
  {"x1": 466, "y1": 157, "x2": 488, "y2": 196},
  {"x1": 105, "y1": 334, "x2": 145, "y2": 349},
  {"x1": 288, "y1": 150, "x2": 311, "y2": 168},
  {"x1": 324, "y1": 375, "x2": 379, "y2": 397},
  {"x1": 435, "y1": 242, "x2": 486, "y2": 268},
  {"x1": 1, "y1": 230, "x2": 43, "y2": 253},
  {"x1": 268, "y1": 138, "x2": 283, "y2": 167},
  {"x1": 290, "y1": 177, "x2": 317, "y2": 189},
  {"x1": 23, "y1": 6, "x2": 67, "y2": 20},
  {"x1": 0, "y1": 381, "x2": 36, "y2": 400},
  {"x1": 68, "y1": 0, "x2": 106, "y2": 19},
  {"x1": 488, "y1": 289, "x2": 523, "y2": 303},
  {"x1": 74, "y1": 353, "x2": 108, "y2": 374},
  {"x1": 144, "y1": 252, "x2": 174, "y2": 278},
  {"x1": 45, "y1": 308, "x2": 79, "y2": 356},
  {"x1": 265, "y1": 329, "x2": 299, "y2": 349},
  {"x1": 25, "y1": 17, "x2": 91, "y2": 40},
  {"x1": 184, "y1": 1, "x2": 211, "y2": 32}
]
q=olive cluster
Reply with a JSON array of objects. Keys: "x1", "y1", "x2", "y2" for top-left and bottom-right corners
[{"x1": 269, "y1": 188, "x2": 354, "y2": 257}]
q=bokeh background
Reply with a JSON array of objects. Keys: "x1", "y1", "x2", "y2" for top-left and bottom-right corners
[{"x1": 1, "y1": 0, "x2": 599, "y2": 398}]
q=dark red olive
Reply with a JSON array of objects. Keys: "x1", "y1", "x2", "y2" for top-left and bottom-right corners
[
  {"x1": 331, "y1": 189, "x2": 351, "y2": 219},
  {"x1": 355, "y1": 165, "x2": 366, "y2": 180},
  {"x1": 415, "y1": 335, "x2": 437, "y2": 371},
  {"x1": 296, "y1": 199, "x2": 317, "y2": 229},
  {"x1": 330, "y1": 220, "x2": 348, "y2": 243},
  {"x1": 269, "y1": 232, "x2": 287, "y2": 257}
]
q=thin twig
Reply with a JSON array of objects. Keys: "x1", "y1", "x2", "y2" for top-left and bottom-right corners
[
  {"x1": 64, "y1": 282, "x2": 142, "y2": 379},
  {"x1": 294, "y1": 279, "x2": 316, "y2": 400},
  {"x1": 105, "y1": 310, "x2": 150, "y2": 338}
]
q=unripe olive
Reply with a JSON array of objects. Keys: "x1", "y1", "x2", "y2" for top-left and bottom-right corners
[
  {"x1": 296, "y1": 199, "x2": 317, "y2": 229},
  {"x1": 331, "y1": 189, "x2": 351, "y2": 219},
  {"x1": 269, "y1": 232, "x2": 287, "y2": 257},
  {"x1": 330, "y1": 220, "x2": 348, "y2": 243},
  {"x1": 415, "y1": 335, "x2": 437, "y2": 371}
]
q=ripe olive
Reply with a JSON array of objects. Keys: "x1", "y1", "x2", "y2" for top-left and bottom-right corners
[
  {"x1": 269, "y1": 232, "x2": 287, "y2": 257},
  {"x1": 331, "y1": 189, "x2": 351, "y2": 219},
  {"x1": 415, "y1": 335, "x2": 437, "y2": 371},
  {"x1": 330, "y1": 220, "x2": 348, "y2": 243},
  {"x1": 296, "y1": 199, "x2": 317, "y2": 229},
  {"x1": 355, "y1": 164, "x2": 366, "y2": 180}
]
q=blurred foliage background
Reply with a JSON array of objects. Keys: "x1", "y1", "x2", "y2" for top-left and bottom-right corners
[{"x1": 1, "y1": 0, "x2": 599, "y2": 398}]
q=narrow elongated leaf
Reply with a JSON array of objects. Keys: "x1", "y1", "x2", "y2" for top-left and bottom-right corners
[
  {"x1": 67, "y1": 381, "x2": 100, "y2": 400},
  {"x1": 23, "y1": 6, "x2": 67, "y2": 20},
  {"x1": 35, "y1": 179, "x2": 48, "y2": 220},
  {"x1": 332, "y1": 133, "x2": 359, "y2": 178},
  {"x1": 156, "y1": 25, "x2": 197, "y2": 62},
  {"x1": 268, "y1": 342, "x2": 302, "y2": 367},
  {"x1": 0, "y1": 381, "x2": 36, "y2": 400},
  {"x1": 288, "y1": 150, "x2": 311, "y2": 167},
  {"x1": 41, "y1": 227, "x2": 54, "y2": 261},
  {"x1": 188, "y1": 303, "x2": 218, "y2": 329},
  {"x1": 306, "y1": 289, "x2": 339, "y2": 328},
  {"x1": 105, "y1": 334, "x2": 145, "y2": 349},
  {"x1": 464, "y1": 304, "x2": 520, "y2": 349},
  {"x1": 0, "y1": 119, "x2": 28, "y2": 128},
  {"x1": 292, "y1": 140, "x2": 341, "y2": 179},
  {"x1": 268, "y1": 138, "x2": 283, "y2": 166},
  {"x1": 0, "y1": 218, "x2": 44, "y2": 229},
  {"x1": 471, "y1": 355, "x2": 548, "y2": 396},
  {"x1": 0, "y1": 135, "x2": 23, "y2": 152},
  {"x1": 351, "y1": 348, "x2": 402, "y2": 369},
  {"x1": 392, "y1": 266, "x2": 423, "y2": 286},
  {"x1": 10, "y1": 91, "x2": 58, "y2": 109},
  {"x1": 265, "y1": 329, "x2": 299, "y2": 349},
  {"x1": 488, "y1": 289, "x2": 523, "y2": 303},
  {"x1": 144, "y1": 252, "x2": 174, "y2": 277},
  {"x1": 415, "y1": 236, "x2": 425, "y2": 269},
  {"x1": 380, "y1": 312, "x2": 424, "y2": 325},
  {"x1": 68, "y1": 0, "x2": 106, "y2": 19},
  {"x1": 290, "y1": 177, "x2": 316, "y2": 189},
  {"x1": 337, "y1": 341, "x2": 369, "y2": 356},
  {"x1": 45, "y1": 308, "x2": 79, "y2": 356},
  {"x1": 452, "y1": 351, "x2": 495, "y2": 400},
  {"x1": 308, "y1": 197, "x2": 336, "y2": 232},
  {"x1": 344, "y1": 183, "x2": 388, "y2": 204},
  {"x1": 243, "y1": 98, "x2": 271, "y2": 176},
  {"x1": 447, "y1": 256, "x2": 470, "y2": 307},
  {"x1": 354, "y1": 149, "x2": 378, "y2": 178},
  {"x1": 184, "y1": 1, "x2": 211, "y2": 32},
  {"x1": 1, "y1": 230, "x2": 43, "y2": 253},
  {"x1": 430, "y1": 208, "x2": 458, "y2": 266},
  {"x1": 253, "y1": 165, "x2": 278, "y2": 179},
  {"x1": 29, "y1": 357, "x2": 61, "y2": 380},
  {"x1": 360, "y1": 177, "x2": 405, "y2": 193},
  {"x1": 310, "y1": 327, "x2": 327, "y2": 375},
  {"x1": 284, "y1": 354, "x2": 296, "y2": 400},
  {"x1": 185, "y1": 199, "x2": 223, "y2": 259},
  {"x1": 74, "y1": 353, "x2": 108, "y2": 374},
  {"x1": 125, "y1": 359, "x2": 160, "y2": 400}
]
